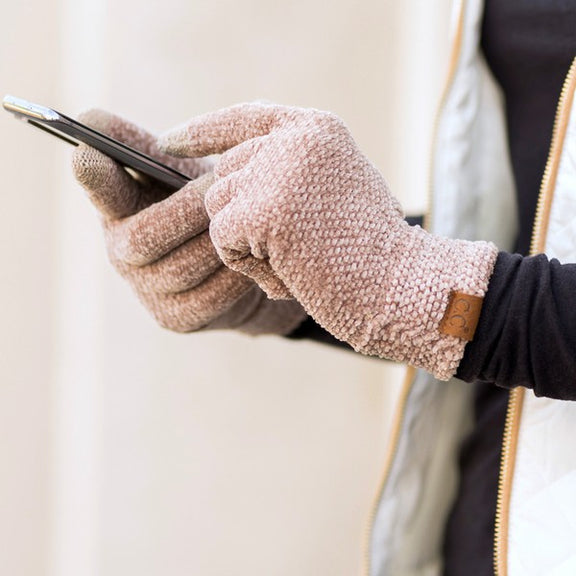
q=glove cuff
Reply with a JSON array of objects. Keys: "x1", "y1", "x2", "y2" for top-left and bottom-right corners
[{"x1": 349, "y1": 226, "x2": 499, "y2": 380}]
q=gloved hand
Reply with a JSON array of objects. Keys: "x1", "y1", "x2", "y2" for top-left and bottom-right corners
[
  {"x1": 158, "y1": 103, "x2": 499, "y2": 379},
  {"x1": 72, "y1": 109, "x2": 307, "y2": 334}
]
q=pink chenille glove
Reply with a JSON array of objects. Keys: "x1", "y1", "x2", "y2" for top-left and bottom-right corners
[
  {"x1": 158, "y1": 103, "x2": 499, "y2": 379},
  {"x1": 72, "y1": 109, "x2": 307, "y2": 334}
]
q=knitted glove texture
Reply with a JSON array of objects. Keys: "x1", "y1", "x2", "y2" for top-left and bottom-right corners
[
  {"x1": 159, "y1": 103, "x2": 499, "y2": 379},
  {"x1": 72, "y1": 109, "x2": 306, "y2": 335}
]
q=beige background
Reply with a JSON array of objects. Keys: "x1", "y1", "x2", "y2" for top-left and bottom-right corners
[{"x1": 0, "y1": 0, "x2": 450, "y2": 574}]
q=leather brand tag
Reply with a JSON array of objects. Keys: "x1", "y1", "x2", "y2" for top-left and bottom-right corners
[{"x1": 439, "y1": 291, "x2": 484, "y2": 341}]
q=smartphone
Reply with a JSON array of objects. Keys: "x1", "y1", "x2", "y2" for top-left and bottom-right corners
[{"x1": 3, "y1": 95, "x2": 192, "y2": 191}]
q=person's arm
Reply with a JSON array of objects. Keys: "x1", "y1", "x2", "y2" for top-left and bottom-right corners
[
  {"x1": 292, "y1": 250, "x2": 576, "y2": 401},
  {"x1": 457, "y1": 252, "x2": 576, "y2": 400},
  {"x1": 158, "y1": 103, "x2": 498, "y2": 381}
]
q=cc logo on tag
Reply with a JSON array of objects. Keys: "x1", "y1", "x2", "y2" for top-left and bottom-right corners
[{"x1": 439, "y1": 292, "x2": 484, "y2": 341}]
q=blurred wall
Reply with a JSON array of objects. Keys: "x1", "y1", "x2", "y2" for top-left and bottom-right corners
[{"x1": 0, "y1": 0, "x2": 450, "y2": 575}]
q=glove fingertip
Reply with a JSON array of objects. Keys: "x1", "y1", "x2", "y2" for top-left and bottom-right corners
[
  {"x1": 157, "y1": 127, "x2": 202, "y2": 158},
  {"x1": 72, "y1": 144, "x2": 116, "y2": 188},
  {"x1": 72, "y1": 144, "x2": 142, "y2": 219}
]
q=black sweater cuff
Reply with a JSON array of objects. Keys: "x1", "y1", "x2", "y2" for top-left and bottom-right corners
[{"x1": 456, "y1": 251, "x2": 576, "y2": 400}]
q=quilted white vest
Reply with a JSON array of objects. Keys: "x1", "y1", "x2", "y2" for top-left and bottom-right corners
[{"x1": 367, "y1": 0, "x2": 576, "y2": 574}]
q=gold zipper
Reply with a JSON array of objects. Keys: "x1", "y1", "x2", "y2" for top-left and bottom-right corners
[
  {"x1": 363, "y1": 3, "x2": 467, "y2": 575},
  {"x1": 493, "y1": 56, "x2": 576, "y2": 576},
  {"x1": 529, "y1": 57, "x2": 576, "y2": 258},
  {"x1": 493, "y1": 387, "x2": 524, "y2": 576}
]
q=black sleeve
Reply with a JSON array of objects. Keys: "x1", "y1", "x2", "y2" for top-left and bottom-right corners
[
  {"x1": 405, "y1": 215, "x2": 425, "y2": 228},
  {"x1": 456, "y1": 251, "x2": 576, "y2": 400},
  {"x1": 286, "y1": 316, "x2": 353, "y2": 350}
]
